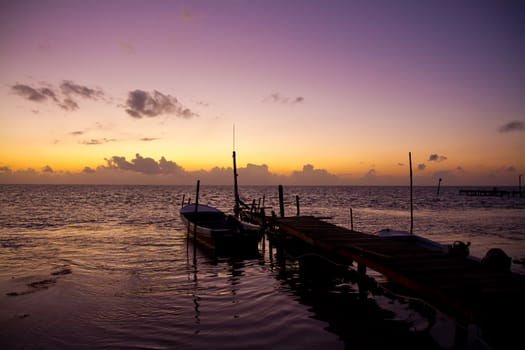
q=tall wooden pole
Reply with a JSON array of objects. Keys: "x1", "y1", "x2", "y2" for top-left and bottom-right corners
[
  {"x1": 437, "y1": 177, "x2": 442, "y2": 196},
  {"x1": 233, "y1": 150, "x2": 240, "y2": 217},
  {"x1": 409, "y1": 152, "x2": 413, "y2": 234}
]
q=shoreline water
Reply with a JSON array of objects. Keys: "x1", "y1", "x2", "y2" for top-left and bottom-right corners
[{"x1": 1, "y1": 185, "x2": 523, "y2": 349}]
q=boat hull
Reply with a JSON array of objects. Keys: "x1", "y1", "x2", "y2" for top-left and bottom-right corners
[{"x1": 180, "y1": 204, "x2": 263, "y2": 251}]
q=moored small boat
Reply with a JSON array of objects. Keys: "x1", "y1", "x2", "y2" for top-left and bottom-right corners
[
  {"x1": 375, "y1": 228, "x2": 471, "y2": 257},
  {"x1": 180, "y1": 203, "x2": 263, "y2": 251}
]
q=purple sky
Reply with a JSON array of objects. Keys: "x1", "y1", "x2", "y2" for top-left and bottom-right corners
[{"x1": 1, "y1": 0, "x2": 524, "y2": 185}]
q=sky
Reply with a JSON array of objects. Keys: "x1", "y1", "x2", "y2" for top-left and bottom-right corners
[{"x1": 1, "y1": 0, "x2": 524, "y2": 186}]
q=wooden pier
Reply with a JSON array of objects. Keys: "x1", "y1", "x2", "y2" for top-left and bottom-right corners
[
  {"x1": 266, "y1": 215, "x2": 525, "y2": 350},
  {"x1": 459, "y1": 188, "x2": 524, "y2": 197}
]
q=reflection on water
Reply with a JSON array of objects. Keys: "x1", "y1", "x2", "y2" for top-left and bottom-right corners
[{"x1": 0, "y1": 184, "x2": 523, "y2": 349}]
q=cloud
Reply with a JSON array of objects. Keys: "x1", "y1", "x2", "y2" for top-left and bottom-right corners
[
  {"x1": 11, "y1": 84, "x2": 56, "y2": 102},
  {"x1": 104, "y1": 154, "x2": 185, "y2": 175},
  {"x1": 1, "y1": 155, "x2": 521, "y2": 186},
  {"x1": 498, "y1": 120, "x2": 524, "y2": 133},
  {"x1": 125, "y1": 90, "x2": 198, "y2": 119},
  {"x1": 60, "y1": 80, "x2": 104, "y2": 100},
  {"x1": 417, "y1": 163, "x2": 426, "y2": 171},
  {"x1": 289, "y1": 164, "x2": 342, "y2": 185},
  {"x1": 264, "y1": 93, "x2": 304, "y2": 105},
  {"x1": 140, "y1": 137, "x2": 159, "y2": 142},
  {"x1": 59, "y1": 98, "x2": 79, "y2": 111},
  {"x1": 11, "y1": 80, "x2": 105, "y2": 111},
  {"x1": 81, "y1": 138, "x2": 117, "y2": 145},
  {"x1": 428, "y1": 153, "x2": 447, "y2": 162}
]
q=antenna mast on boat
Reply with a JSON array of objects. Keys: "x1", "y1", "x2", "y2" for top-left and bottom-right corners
[
  {"x1": 233, "y1": 125, "x2": 240, "y2": 217},
  {"x1": 409, "y1": 151, "x2": 414, "y2": 234}
]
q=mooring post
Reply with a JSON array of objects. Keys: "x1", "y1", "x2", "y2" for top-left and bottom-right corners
[
  {"x1": 278, "y1": 185, "x2": 285, "y2": 217},
  {"x1": 295, "y1": 195, "x2": 300, "y2": 216},
  {"x1": 181, "y1": 194, "x2": 186, "y2": 208},
  {"x1": 349, "y1": 208, "x2": 354, "y2": 231},
  {"x1": 193, "y1": 180, "x2": 200, "y2": 248},
  {"x1": 437, "y1": 177, "x2": 442, "y2": 196}
]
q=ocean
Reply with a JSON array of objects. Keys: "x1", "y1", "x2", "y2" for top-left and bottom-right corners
[{"x1": 1, "y1": 184, "x2": 524, "y2": 349}]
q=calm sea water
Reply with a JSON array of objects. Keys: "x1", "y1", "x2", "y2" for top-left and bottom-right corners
[{"x1": 1, "y1": 185, "x2": 524, "y2": 349}]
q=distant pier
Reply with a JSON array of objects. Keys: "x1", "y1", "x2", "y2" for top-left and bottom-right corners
[{"x1": 459, "y1": 188, "x2": 524, "y2": 197}]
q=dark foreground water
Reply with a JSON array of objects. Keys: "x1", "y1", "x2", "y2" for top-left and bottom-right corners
[{"x1": 1, "y1": 185, "x2": 524, "y2": 349}]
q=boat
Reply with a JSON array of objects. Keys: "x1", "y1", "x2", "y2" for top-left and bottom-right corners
[
  {"x1": 375, "y1": 228, "x2": 471, "y2": 257},
  {"x1": 180, "y1": 203, "x2": 263, "y2": 251}
]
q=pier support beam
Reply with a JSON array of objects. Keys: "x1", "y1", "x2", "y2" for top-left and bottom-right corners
[{"x1": 279, "y1": 185, "x2": 285, "y2": 217}]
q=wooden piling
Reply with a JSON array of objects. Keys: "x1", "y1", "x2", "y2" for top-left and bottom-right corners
[
  {"x1": 296, "y1": 195, "x2": 300, "y2": 216},
  {"x1": 193, "y1": 180, "x2": 200, "y2": 248},
  {"x1": 279, "y1": 185, "x2": 285, "y2": 217},
  {"x1": 349, "y1": 208, "x2": 354, "y2": 231}
]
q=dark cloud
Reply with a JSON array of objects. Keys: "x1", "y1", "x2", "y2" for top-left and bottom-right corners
[
  {"x1": 82, "y1": 166, "x2": 96, "y2": 174},
  {"x1": 11, "y1": 84, "x2": 53, "y2": 102},
  {"x1": 498, "y1": 120, "x2": 524, "y2": 133},
  {"x1": 71, "y1": 131, "x2": 84, "y2": 136},
  {"x1": 417, "y1": 163, "x2": 426, "y2": 171},
  {"x1": 125, "y1": 90, "x2": 198, "y2": 119},
  {"x1": 264, "y1": 93, "x2": 304, "y2": 105},
  {"x1": 59, "y1": 98, "x2": 79, "y2": 111},
  {"x1": 42, "y1": 165, "x2": 53, "y2": 173},
  {"x1": 365, "y1": 169, "x2": 376, "y2": 178},
  {"x1": 81, "y1": 138, "x2": 117, "y2": 145},
  {"x1": 428, "y1": 154, "x2": 447, "y2": 162},
  {"x1": 505, "y1": 166, "x2": 516, "y2": 172},
  {"x1": 105, "y1": 154, "x2": 184, "y2": 175},
  {"x1": 60, "y1": 80, "x2": 104, "y2": 100},
  {"x1": 11, "y1": 81, "x2": 104, "y2": 111},
  {"x1": 289, "y1": 164, "x2": 341, "y2": 185},
  {"x1": 0, "y1": 166, "x2": 12, "y2": 173},
  {"x1": 140, "y1": 137, "x2": 159, "y2": 142}
]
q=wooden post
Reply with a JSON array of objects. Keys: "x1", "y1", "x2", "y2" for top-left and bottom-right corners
[
  {"x1": 193, "y1": 180, "x2": 200, "y2": 246},
  {"x1": 181, "y1": 194, "x2": 186, "y2": 208},
  {"x1": 295, "y1": 195, "x2": 300, "y2": 216},
  {"x1": 409, "y1": 152, "x2": 413, "y2": 234},
  {"x1": 278, "y1": 185, "x2": 285, "y2": 217},
  {"x1": 437, "y1": 177, "x2": 442, "y2": 196},
  {"x1": 349, "y1": 208, "x2": 354, "y2": 231}
]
